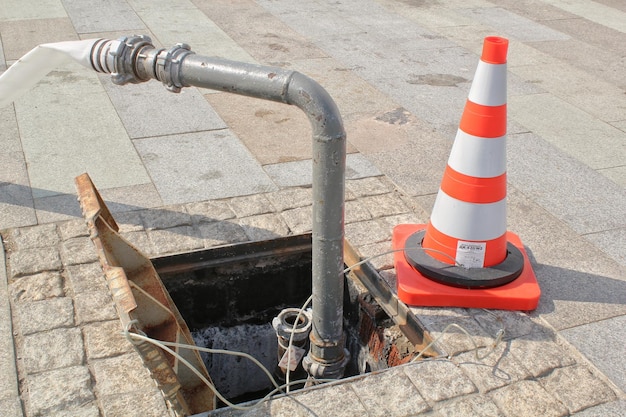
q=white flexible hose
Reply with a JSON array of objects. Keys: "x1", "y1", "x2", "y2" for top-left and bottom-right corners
[{"x1": 0, "y1": 39, "x2": 102, "y2": 109}]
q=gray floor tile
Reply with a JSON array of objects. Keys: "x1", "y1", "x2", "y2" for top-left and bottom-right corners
[
  {"x1": 0, "y1": 183, "x2": 37, "y2": 229},
  {"x1": 561, "y1": 315, "x2": 626, "y2": 392},
  {"x1": 542, "y1": 0, "x2": 626, "y2": 33},
  {"x1": 14, "y1": 62, "x2": 151, "y2": 198},
  {"x1": 100, "y1": 77, "x2": 226, "y2": 139},
  {"x1": 583, "y1": 228, "x2": 626, "y2": 267},
  {"x1": 458, "y1": 7, "x2": 570, "y2": 41},
  {"x1": 508, "y1": 132, "x2": 626, "y2": 235},
  {"x1": 98, "y1": 183, "x2": 163, "y2": 213},
  {"x1": 61, "y1": 0, "x2": 145, "y2": 33},
  {"x1": 34, "y1": 193, "x2": 83, "y2": 224},
  {"x1": 264, "y1": 153, "x2": 381, "y2": 187},
  {"x1": 134, "y1": 131, "x2": 277, "y2": 204},
  {"x1": 0, "y1": 106, "x2": 20, "y2": 152},
  {"x1": 0, "y1": 18, "x2": 78, "y2": 60},
  {"x1": 0, "y1": 0, "x2": 67, "y2": 21}
]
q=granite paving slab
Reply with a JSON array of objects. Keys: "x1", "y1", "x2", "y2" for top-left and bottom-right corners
[
  {"x1": 0, "y1": 0, "x2": 67, "y2": 21},
  {"x1": 61, "y1": 0, "x2": 146, "y2": 33}
]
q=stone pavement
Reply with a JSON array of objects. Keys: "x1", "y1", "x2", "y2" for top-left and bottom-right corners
[{"x1": 0, "y1": 0, "x2": 625, "y2": 416}]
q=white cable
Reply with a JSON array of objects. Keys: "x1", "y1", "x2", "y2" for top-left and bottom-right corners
[
  {"x1": 285, "y1": 295, "x2": 313, "y2": 393},
  {"x1": 124, "y1": 329, "x2": 334, "y2": 411}
]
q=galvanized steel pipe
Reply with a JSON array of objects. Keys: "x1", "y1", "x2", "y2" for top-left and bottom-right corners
[{"x1": 90, "y1": 36, "x2": 349, "y2": 378}]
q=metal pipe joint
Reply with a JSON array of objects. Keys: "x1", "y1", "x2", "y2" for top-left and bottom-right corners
[{"x1": 89, "y1": 35, "x2": 348, "y2": 381}]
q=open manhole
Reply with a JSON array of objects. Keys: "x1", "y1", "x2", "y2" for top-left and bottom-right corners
[
  {"x1": 76, "y1": 173, "x2": 436, "y2": 415},
  {"x1": 151, "y1": 233, "x2": 434, "y2": 409}
]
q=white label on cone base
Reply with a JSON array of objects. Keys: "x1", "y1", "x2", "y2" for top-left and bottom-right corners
[
  {"x1": 456, "y1": 241, "x2": 487, "y2": 268},
  {"x1": 278, "y1": 345, "x2": 306, "y2": 371}
]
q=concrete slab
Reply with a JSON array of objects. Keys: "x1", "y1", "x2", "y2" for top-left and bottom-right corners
[
  {"x1": 458, "y1": 7, "x2": 570, "y2": 41},
  {"x1": 61, "y1": 0, "x2": 145, "y2": 33},
  {"x1": 507, "y1": 132, "x2": 626, "y2": 236},
  {"x1": 100, "y1": 76, "x2": 226, "y2": 139},
  {"x1": 34, "y1": 193, "x2": 84, "y2": 224},
  {"x1": 509, "y1": 93, "x2": 625, "y2": 170},
  {"x1": 543, "y1": 0, "x2": 626, "y2": 33},
  {"x1": 0, "y1": 0, "x2": 66, "y2": 21},
  {"x1": 0, "y1": 18, "x2": 78, "y2": 60},
  {"x1": 583, "y1": 228, "x2": 626, "y2": 267},
  {"x1": 0, "y1": 184, "x2": 37, "y2": 230},
  {"x1": 561, "y1": 315, "x2": 626, "y2": 392},
  {"x1": 205, "y1": 93, "x2": 313, "y2": 165},
  {"x1": 14, "y1": 62, "x2": 151, "y2": 198},
  {"x1": 130, "y1": 5, "x2": 254, "y2": 63},
  {"x1": 134, "y1": 130, "x2": 277, "y2": 204},
  {"x1": 510, "y1": 61, "x2": 626, "y2": 123},
  {"x1": 484, "y1": 0, "x2": 575, "y2": 21},
  {"x1": 264, "y1": 153, "x2": 381, "y2": 187},
  {"x1": 98, "y1": 183, "x2": 163, "y2": 214}
]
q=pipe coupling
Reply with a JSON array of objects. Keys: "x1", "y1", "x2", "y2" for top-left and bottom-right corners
[
  {"x1": 90, "y1": 35, "x2": 154, "y2": 85},
  {"x1": 154, "y1": 43, "x2": 194, "y2": 93}
]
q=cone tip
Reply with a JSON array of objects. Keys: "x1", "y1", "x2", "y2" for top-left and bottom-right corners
[{"x1": 482, "y1": 36, "x2": 509, "y2": 64}]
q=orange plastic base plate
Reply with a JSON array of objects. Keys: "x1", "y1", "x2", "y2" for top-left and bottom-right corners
[{"x1": 393, "y1": 224, "x2": 541, "y2": 311}]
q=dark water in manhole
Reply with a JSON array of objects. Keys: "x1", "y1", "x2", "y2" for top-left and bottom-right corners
[{"x1": 156, "y1": 235, "x2": 412, "y2": 407}]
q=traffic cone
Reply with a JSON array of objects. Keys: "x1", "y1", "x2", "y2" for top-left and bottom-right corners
[{"x1": 392, "y1": 36, "x2": 540, "y2": 311}]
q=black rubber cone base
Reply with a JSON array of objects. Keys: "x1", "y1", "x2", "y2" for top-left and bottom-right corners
[{"x1": 404, "y1": 230, "x2": 524, "y2": 289}]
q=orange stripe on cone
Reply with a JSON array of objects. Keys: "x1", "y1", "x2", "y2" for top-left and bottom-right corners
[
  {"x1": 440, "y1": 165, "x2": 506, "y2": 204},
  {"x1": 459, "y1": 101, "x2": 506, "y2": 138}
]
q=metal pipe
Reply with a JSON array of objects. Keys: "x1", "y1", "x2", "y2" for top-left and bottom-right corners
[{"x1": 90, "y1": 36, "x2": 349, "y2": 379}]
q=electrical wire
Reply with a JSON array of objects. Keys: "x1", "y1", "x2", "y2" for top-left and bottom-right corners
[
  {"x1": 285, "y1": 295, "x2": 313, "y2": 393},
  {"x1": 123, "y1": 328, "x2": 334, "y2": 411}
]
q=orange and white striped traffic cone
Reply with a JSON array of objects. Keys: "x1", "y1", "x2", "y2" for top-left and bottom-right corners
[{"x1": 392, "y1": 36, "x2": 540, "y2": 310}]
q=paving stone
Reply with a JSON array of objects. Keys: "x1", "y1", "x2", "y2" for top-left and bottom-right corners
[
  {"x1": 93, "y1": 353, "x2": 156, "y2": 396},
  {"x1": 148, "y1": 226, "x2": 205, "y2": 255},
  {"x1": 61, "y1": 236, "x2": 99, "y2": 266},
  {"x1": 266, "y1": 187, "x2": 312, "y2": 211},
  {"x1": 541, "y1": 365, "x2": 617, "y2": 414},
  {"x1": 269, "y1": 383, "x2": 369, "y2": 416},
  {"x1": 100, "y1": 390, "x2": 172, "y2": 417},
  {"x1": 99, "y1": 183, "x2": 163, "y2": 214},
  {"x1": 360, "y1": 193, "x2": 410, "y2": 218},
  {"x1": 237, "y1": 214, "x2": 289, "y2": 241},
  {"x1": 120, "y1": 230, "x2": 156, "y2": 256},
  {"x1": 349, "y1": 367, "x2": 430, "y2": 416},
  {"x1": 48, "y1": 403, "x2": 101, "y2": 417},
  {"x1": 186, "y1": 200, "x2": 236, "y2": 224},
  {"x1": 33, "y1": 194, "x2": 84, "y2": 224},
  {"x1": 74, "y1": 291, "x2": 117, "y2": 324},
  {"x1": 404, "y1": 360, "x2": 477, "y2": 404},
  {"x1": 83, "y1": 320, "x2": 133, "y2": 360},
  {"x1": 508, "y1": 330, "x2": 578, "y2": 378},
  {"x1": 454, "y1": 342, "x2": 530, "y2": 393},
  {"x1": 108, "y1": 210, "x2": 144, "y2": 233},
  {"x1": 344, "y1": 199, "x2": 372, "y2": 223},
  {"x1": 435, "y1": 394, "x2": 504, "y2": 417},
  {"x1": 280, "y1": 206, "x2": 312, "y2": 235},
  {"x1": 10, "y1": 247, "x2": 62, "y2": 278},
  {"x1": 227, "y1": 194, "x2": 274, "y2": 218},
  {"x1": 344, "y1": 219, "x2": 392, "y2": 247},
  {"x1": 354, "y1": 240, "x2": 395, "y2": 271},
  {"x1": 27, "y1": 365, "x2": 95, "y2": 416},
  {"x1": 57, "y1": 219, "x2": 90, "y2": 240},
  {"x1": 469, "y1": 309, "x2": 542, "y2": 341},
  {"x1": 198, "y1": 221, "x2": 249, "y2": 247},
  {"x1": 346, "y1": 176, "x2": 393, "y2": 198},
  {"x1": 62, "y1": 0, "x2": 146, "y2": 33},
  {"x1": 7, "y1": 223, "x2": 59, "y2": 250},
  {"x1": 66, "y1": 263, "x2": 108, "y2": 294},
  {"x1": 490, "y1": 380, "x2": 568, "y2": 417},
  {"x1": 571, "y1": 399, "x2": 626, "y2": 417},
  {"x1": 423, "y1": 316, "x2": 494, "y2": 357},
  {"x1": 22, "y1": 327, "x2": 84, "y2": 374},
  {"x1": 10, "y1": 270, "x2": 64, "y2": 302},
  {"x1": 140, "y1": 205, "x2": 192, "y2": 230},
  {"x1": 17, "y1": 297, "x2": 74, "y2": 335}
]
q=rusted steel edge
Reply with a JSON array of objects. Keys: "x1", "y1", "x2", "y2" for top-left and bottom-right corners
[
  {"x1": 343, "y1": 239, "x2": 439, "y2": 358},
  {"x1": 75, "y1": 173, "x2": 215, "y2": 415}
]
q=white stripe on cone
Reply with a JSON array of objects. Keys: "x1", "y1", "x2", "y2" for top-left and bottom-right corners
[
  {"x1": 468, "y1": 61, "x2": 507, "y2": 107},
  {"x1": 447, "y1": 130, "x2": 507, "y2": 178},
  {"x1": 430, "y1": 190, "x2": 507, "y2": 241}
]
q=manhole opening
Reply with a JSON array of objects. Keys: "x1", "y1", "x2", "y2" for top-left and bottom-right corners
[{"x1": 153, "y1": 233, "x2": 418, "y2": 409}]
